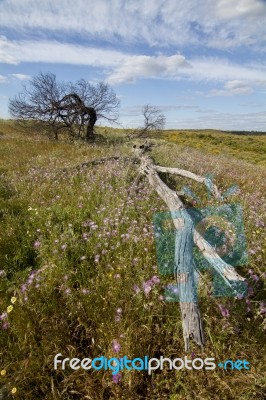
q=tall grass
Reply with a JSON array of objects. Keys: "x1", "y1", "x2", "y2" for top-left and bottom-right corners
[{"x1": 0, "y1": 122, "x2": 265, "y2": 399}]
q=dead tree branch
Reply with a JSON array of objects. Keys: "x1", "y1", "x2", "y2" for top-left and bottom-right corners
[{"x1": 133, "y1": 143, "x2": 246, "y2": 350}]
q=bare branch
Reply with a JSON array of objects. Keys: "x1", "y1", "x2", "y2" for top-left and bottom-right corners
[{"x1": 9, "y1": 73, "x2": 120, "y2": 141}]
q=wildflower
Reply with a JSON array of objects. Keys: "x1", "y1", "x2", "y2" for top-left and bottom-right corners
[
  {"x1": 64, "y1": 288, "x2": 71, "y2": 295},
  {"x1": 114, "y1": 273, "x2": 120, "y2": 279},
  {"x1": 2, "y1": 322, "x2": 10, "y2": 329},
  {"x1": 0, "y1": 369, "x2": 6, "y2": 375},
  {"x1": 11, "y1": 297, "x2": 17, "y2": 304},
  {"x1": 247, "y1": 269, "x2": 253, "y2": 275},
  {"x1": 143, "y1": 281, "x2": 152, "y2": 297},
  {"x1": 94, "y1": 254, "x2": 100, "y2": 263},
  {"x1": 80, "y1": 256, "x2": 86, "y2": 261},
  {"x1": 247, "y1": 285, "x2": 254, "y2": 297},
  {"x1": 217, "y1": 303, "x2": 230, "y2": 318},
  {"x1": 151, "y1": 275, "x2": 160, "y2": 284},
  {"x1": 112, "y1": 372, "x2": 122, "y2": 384},
  {"x1": 0, "y1": 312, "x2": 8, "y2": 320},
  {"x1": 0, "y1": 270, "x2": 5, "y2": 277},
  {"x1": 250, "y1": 274, "x2": 259, "y2": 282},
  {"x1": 7, "y1": 305, "x2": 13, "y2": 313},
  {"x1": 112, "y1": 339, "x2": 121, "y2": 353},
  {"x1": 33, "y1": 240, "x2": 41, "y2": 249},
  {"x1": 11, "y1": 387, "x2": 17, "y2": 394},
  {"x1": 159, "y1": 295, "x2": 164, "y2": 301},
  {"x1": 61, "y1": 244, "x2": 67, "y2": 251}
]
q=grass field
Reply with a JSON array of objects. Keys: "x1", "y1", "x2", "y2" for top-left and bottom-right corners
[{"x1": 0, "y1": 120, "x2": 265, "y2": 399}]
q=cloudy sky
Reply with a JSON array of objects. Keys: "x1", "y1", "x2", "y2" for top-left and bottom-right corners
[{"x1": 0, "y1": 0, "x2": 266, "y2": 130}]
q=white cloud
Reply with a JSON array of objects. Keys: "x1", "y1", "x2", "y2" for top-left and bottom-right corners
[
  {"x1": 0, "y1": 36, "x2": 127, "y2": 66},
  {"x1": 215, "y1": 0, "x2": 265, "y2": 19},
  {"x1": 106, "y1": 54, "x2": 192, "y2": 84},
  {"x1": 0, "y1": 75, "x2": 7, "y2": 83},
  {"x1": 11, "y1": 73, "x2": 31, "y2": 80},
  {"x1": 0, "y1": 0, "x2": 265, "y2": 50},
  {"x1": 1, "y1": 36, "x2": 266, "y2": 92},
  {"x1": 107, "y1": 54, "x2": 266, "y2": 88}
]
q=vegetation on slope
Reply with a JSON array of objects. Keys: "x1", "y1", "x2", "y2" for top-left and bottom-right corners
[{"x1": 0, "y1": 121, "x2": 265, "y2": 399}]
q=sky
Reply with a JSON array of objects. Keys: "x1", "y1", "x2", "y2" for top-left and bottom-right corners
[{"x1": 0, "y1": 0, "x2": 266, "y2": 131}]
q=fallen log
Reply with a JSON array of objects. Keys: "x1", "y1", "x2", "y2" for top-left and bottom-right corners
[{"x1": 133, "y1": 143, "x2": 246, "y2": 350}]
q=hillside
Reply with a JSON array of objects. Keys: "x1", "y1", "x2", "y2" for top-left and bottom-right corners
[{"x1": 0, "y1": 120, "x2": 265, "y2": 400}]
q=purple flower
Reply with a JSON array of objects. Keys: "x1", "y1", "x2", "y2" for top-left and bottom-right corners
[
  {"x1": 250, "y1": 274, "x2": 259, "y2": 282},
  {"x1": 217, "y1": 303, "x2": 230, "y2": 318},
  {"x1": 0, "y1": 312, "x2": 8, "y2": 321},
  {"x1": 151, "y1": 275, "x2": 160, "y2": 284},
  {"x1": 143, "y1": 281, "x2": 152, "y2": 297},
  {"x1": 94, "y1": 254, "x2": 100, "y2": 263},
  {"x1": 247, "y1": 269, "x2": 254, "y2": 275},
  {"x1": 112, "y1": 339, "x2": 121, "y2": 353},
  {"x1": 112, "y1": 372, "x2": 122, "y2": 384},
  {"x1": 2, "y1": 322, "x2": 10, "y2": 330},
  {"x1": 33, "y1": 240, "x2": 41, "y2": 249},
  {"x1": 248, "y1": 285, "x2": 254, "y2": 297}
]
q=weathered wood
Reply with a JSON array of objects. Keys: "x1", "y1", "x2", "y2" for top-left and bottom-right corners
[
  {"x1": 134, "y1": 143, "x2": 246, "y2": 350},
  {"x1": 154, "y1": 165, "x2": 221, "y2": 199}
]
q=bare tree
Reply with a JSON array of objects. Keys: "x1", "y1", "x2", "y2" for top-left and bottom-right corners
[
  {"x1": 138, "y1": 104, "x2": 166, "y2": 137},
  {"x1": 9, "y1": 72, "x2": 120, "y2": 141}
]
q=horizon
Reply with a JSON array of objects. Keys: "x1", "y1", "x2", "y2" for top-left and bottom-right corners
[{"x1": 0, "y1": 0, "x2": 266, "y2": 131}]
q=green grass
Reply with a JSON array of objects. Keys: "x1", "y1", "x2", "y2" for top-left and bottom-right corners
[
  {"x1": 0, "y1": 121, "x2": 265, "y2": 399},
  {"x1": 154, "y1": 129, "x2": 266, "y2": 166}
]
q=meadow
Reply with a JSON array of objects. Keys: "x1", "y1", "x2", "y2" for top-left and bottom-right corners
[{"x1": 0, "y1": 120, "x2": 265, "y2": 399}]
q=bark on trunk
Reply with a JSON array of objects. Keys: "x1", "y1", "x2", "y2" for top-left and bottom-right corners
[{"x1": 85, "y1": 108, "x2": 97, "y2": 141}]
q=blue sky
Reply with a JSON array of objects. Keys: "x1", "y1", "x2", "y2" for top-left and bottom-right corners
[{"x1": 0, "y1": 0, "x2": 266, "y2": 130}]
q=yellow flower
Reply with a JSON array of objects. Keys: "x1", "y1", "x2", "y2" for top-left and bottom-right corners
[
  {"x1": 0, "y1": 369, "x2": 6, "y2": 375},
  {"x1": 11, "y1": 387, "x2": 17, "y2": 394},
  {"x1": 7, "y1": 305, "x2": 13, "y2": 313},
  {"x1": 11, "y1": 297, "x2": 17, "y2": 304}
]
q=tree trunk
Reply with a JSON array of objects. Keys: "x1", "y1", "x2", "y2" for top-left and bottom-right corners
[{"x1": 85, "y1": 108, "x2": 97, "y2": 141}]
